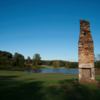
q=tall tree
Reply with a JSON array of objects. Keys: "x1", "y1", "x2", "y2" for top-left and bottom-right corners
[
  {"x1": 27, "y1": 56, "x2": 32, "y2": 63},
  {"x1": 25, "y1": 56, "x2": 32, "y2": 70},
  {"x1": 13, "y1": 53, "x2": 25, "y2": 67},
  {"x1": 33, "y1": 54, "x2": 41, "y2": 66},
  {"x1": 0, "y1": 50, "x2": 13, "y2": 69},
  {"x1": 25, "y1": 56, "x2": 32, "y2": 67}
]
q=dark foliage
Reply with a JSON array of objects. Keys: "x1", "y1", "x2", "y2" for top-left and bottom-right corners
[
  {"x1": 33, "y1": 54, "x2": 41, "y2": 66},
  {"x1": 1, "y1": 50, "x2": 100, "y2": 70},
  {"x1": 95, "y1": 61, "x2": 100, "y2": 68},
  {"x1": 13, "y1": 52, "x2": 25, "y2": 67},
  {"x1": 0, "y1": 51, "x2": 13, "y2": 69},
  {"x1": 42, "y1": 60, "x2": 78, "y2": 68}
]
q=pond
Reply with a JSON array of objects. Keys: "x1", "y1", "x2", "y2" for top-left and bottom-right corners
[{"x1": 29, "y1": 68, "x2": 79, "y2": 74}]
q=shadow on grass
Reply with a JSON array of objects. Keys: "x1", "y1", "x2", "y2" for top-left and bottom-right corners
[
  {"x1": 45, "y1": 79, "x2": 100, "y2": 100},
  {"x1": 0, "y1": 76, "x2": 100, "y2": 100},
  {"x1": 0, "y1": 76, "x2": 45, "y2": 100}
]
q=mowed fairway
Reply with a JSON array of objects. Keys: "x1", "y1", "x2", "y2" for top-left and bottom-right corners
[{"x1": 0, "y1": 70, "x2": 100, "y2": 100}]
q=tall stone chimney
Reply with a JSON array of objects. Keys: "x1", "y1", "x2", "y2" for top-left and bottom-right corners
[{"x1": 78, "y1": 20, "x2": 95, "y2": 83}]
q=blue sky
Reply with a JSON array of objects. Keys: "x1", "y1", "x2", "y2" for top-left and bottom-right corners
[{"x1": 0, "y1": 0, "x2": 100, "y2": 61}]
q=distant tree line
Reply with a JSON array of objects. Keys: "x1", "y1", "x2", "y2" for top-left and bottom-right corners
[
  {"x1": 41, "y1": 60, "x2": 78, "y2": 68},
  {"x1": 0, "y1": 51, "x2": 24, "y2": 70},
  {"x1": 2, "y1": 50, "x2": 100, "y2": 70},
  {"x1": 0, "y1": 50, "x2": 41, "y2": 71},
  {"x1": 95, "y1": 54, "x2": 100, "y2": 69}
]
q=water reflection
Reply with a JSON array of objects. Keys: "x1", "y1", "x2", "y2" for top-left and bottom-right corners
[
  {"x1": 41, "y1": 68, "x2": 79, "y2": 74},
  {"x1": 29, "y1": 68, "x2": 79, "y2": 74}
]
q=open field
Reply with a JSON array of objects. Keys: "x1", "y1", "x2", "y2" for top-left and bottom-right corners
[{"x1": 0, "y1": 70, "x2": 100, "y2": 100}]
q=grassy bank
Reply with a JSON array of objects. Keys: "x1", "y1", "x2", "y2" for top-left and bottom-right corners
[{"x1": 0, "y1": 70, "x2": 100, "y2": 100}]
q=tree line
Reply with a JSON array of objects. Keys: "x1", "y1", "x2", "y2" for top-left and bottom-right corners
[
  {"x1": 0, "y1": 50, "x2": 100, "y2": 71},
  {"x1": 0, "y1": 51, "x2": 41, "y2": 70}
]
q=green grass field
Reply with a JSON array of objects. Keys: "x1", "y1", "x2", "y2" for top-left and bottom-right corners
[{"x1": 0, "y1": 70, "x2": 100, "y2": 100}]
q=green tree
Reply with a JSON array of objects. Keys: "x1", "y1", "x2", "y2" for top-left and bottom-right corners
[
  {"x1": 65, "y1": 62, "x2": 71, "y2": 68},
  {"x1": 0, "y1": 51, "x2": 13, "y2": 69},
  {"x1": 95, "y1": 54, "x2": 100, "y2": 68},
  {"x1": 13, "y1": 53, "x2": 25, "y2": 67},
  {"x1": 65, "y1": 62, "x2": 78, "y2": 68},
  {"x1": 25, "y1": 56, "x2": 32, "y2": 70},
  {"x1": 52, "y1": 60, "x2": 60, "y2": 68},
  {"x1": 33, "y1": 54, "x2": 41, "y2": 67},
  {"x1": 26, "y1": 56, "x2": 32, "y2": 64}
]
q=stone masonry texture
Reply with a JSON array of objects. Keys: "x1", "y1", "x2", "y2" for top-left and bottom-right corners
[{"x1": 78, "y1": 20, "x2": 95, "y2": 82}]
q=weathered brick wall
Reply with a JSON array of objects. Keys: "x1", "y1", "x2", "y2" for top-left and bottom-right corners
[
  {"x1": 78, "y1": 20, "x2": 95, "y2": 82},
  {"x1": 79, "y1": 20, "x2": 94, "y2": 67}
]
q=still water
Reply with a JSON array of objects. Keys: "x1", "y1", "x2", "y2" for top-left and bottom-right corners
[{"x1": 30, "y1": 68, "x2": 79, "y2": 74}]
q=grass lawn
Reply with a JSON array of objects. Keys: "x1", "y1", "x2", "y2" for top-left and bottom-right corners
[{"x1": 0, "y1": 70, "x2": 100, "y2": 100}]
